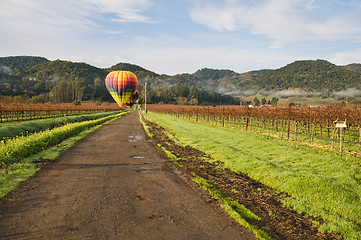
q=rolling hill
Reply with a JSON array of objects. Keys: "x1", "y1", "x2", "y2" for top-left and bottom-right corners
[
  {"x1": 0, "y1": 56, "x2": 49, "y2": 73},
  {"x1": 254, "y1": 60, "x2": 361, "y2": 91},
  {"x1": 1, "y1": 56, "x2": 361, "y2": 105}
]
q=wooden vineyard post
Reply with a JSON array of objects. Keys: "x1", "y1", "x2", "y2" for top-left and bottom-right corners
[
  {"x1": 287, "y1": 106, "x2": 291, "y2": 140},
  {"x1": 331, "y1": 127, "x2": 337, "y2": 150},
  {"x1": 304, "y1": 123, "x2": 307, "y2": 135},
  {"x1": 327, "y1": 123, "x2": 330, "y2": 138},
  {"x1": 359, "y1": 127, "x2": 361, "y2": 157},
  {"x1": 287, "y1": 119, "x2": 291, "y2": 140},
  {"x1": 340, "y1": 127, "x2": 343, "y2": 151},
  {"x1": 207, "y1": 107, "x2": 210, "y2": 123},
  {"x1": 311, "y1": 124, "x2": 316, "y2": 144},
  {"x1": 263, "y1": 119, "x2": 266, "y2": 130},
  {"x1": 333, "y1": 119, "x2": 347, "y2": 151},
  {"x1": 294, "y1": 122, "x2": 297, "y2": 141},
  {"x1": 222, "y1": 107, "x2": 225, "y2": 127}
]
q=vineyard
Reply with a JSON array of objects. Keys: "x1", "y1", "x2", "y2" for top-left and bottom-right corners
[
  {"x1": 148, "y1": 104, "x2": 361, "y2": 155},
  {"x1": 0, "y1": 102, "x2": 121, "y2": 122}
]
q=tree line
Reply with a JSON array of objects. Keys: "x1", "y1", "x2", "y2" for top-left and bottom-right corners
[{"x1": 138, "y1": 82, "x2": 237, "y2": 105}]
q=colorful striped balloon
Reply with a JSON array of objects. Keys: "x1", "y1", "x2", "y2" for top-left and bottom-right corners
[
  {"x1": 126, "y1": 89, "x2": 139, "y2": 108},
  {"x1": 105, "y1": 71, "x2": 138, "y2": 108}
]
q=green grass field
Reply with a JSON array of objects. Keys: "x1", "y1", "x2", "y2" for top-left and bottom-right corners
[{"x1": 144, "y1": 111, "x2": 361, "y2": 240}]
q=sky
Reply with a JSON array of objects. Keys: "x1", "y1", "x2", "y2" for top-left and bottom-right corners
[{"x1": 1, "y1": 0, "x2": 361, "y2": 75}]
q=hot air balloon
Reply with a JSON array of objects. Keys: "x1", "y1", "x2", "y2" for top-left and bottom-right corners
[
  {"x1": 126, "y1": 89, "x2": 139, "y2": 108},
  {"x1": 105, "y1": 71, "x2": 138, "y2": 108},
  {"x1": 126, "y1": 89, "x2": 139, "y2": 107}
]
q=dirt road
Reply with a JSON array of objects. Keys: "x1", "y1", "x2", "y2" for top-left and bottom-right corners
[{"x1": 0, "y1": 111, "x2": 256, "y2": 240}]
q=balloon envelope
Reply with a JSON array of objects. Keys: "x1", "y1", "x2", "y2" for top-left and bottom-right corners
[
  {"x1": 126, "y1": 89, "x2": 139, "y2": 107},
  {"x1": 105, "y1": 71, "x2": 138, "y2": 107}
]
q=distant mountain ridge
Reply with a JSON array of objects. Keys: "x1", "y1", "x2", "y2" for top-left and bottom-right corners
[
  {"x1": 255, "y1": 60, "x2": 361, "y2": 91},
  {"x1": 0, "y1": 56, "x2": 49, "y2": 73},
  {"x1": 343, "y1": 63, "x2": 361, "y2": 74},
  {"x1": 1, "y1": 56, "x2": 361, "y2": 104},
  {"x1": 107, "y1": 62, "x2": 159, "y2": 79}
]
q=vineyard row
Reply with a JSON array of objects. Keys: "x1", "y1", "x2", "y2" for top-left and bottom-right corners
[
  {"x1": 0, "y1": 102, "x2": 120, "y2": 123},
  {"x1": 148, "y1": 105, "x2": 361, "y2": 155},
  {"x1": 0, "y1": 109, "x2": 120, "y2": 123}
]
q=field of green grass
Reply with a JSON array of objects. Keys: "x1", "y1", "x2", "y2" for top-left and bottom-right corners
[{"x1": 144, "y1": 111, "x2": 361, "y2": 240}]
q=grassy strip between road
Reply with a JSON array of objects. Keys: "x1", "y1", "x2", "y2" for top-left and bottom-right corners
[
  {"x1": 0, "y1": 111, "x2": 121, "y2": 141},
  {"x1": 0, "y1": 111, "x2": 129, "y2": 198},
  {"x1": 144, "y1": 111, "x2": 361, "y2": 240}
]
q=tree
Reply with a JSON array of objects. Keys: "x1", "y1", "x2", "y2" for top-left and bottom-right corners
[
  {"x1": 189, "y1": 86, "x2": 200, "y2": 99},
  {"x1": 261, "y1": 98, "x2": 267, "y2": 105},
  {"x1": 253, "y1": 97, "x2": 260, "y2": 106},
  {"x1": 271, "y1": 97, "x2": 279, "y2": 106}
]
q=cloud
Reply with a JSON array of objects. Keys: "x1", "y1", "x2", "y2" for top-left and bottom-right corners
[
  {"x1": 264, "y1": 89, "x2": 320, "y2": 97},
  {"x1": 0, "y1": 0, "x2": 162, "y2": 70},
  {"x1": 0, "y1": 0, "x2": 155, "y2": 31},
  {"x1": 0, "y1": 1, "x2": 96, "y2": 31},
  {"x1": 0, "y1": 0, "x2": 158, "y2": 53},
  {"x1": 0, "y1": 65, "x2": 13, "y2": 74},
  {"x1": 89, "y1": 0, "x2": 156, "y2": 23},
  {"x1": 333, "y1": 88, "x2": 361, "y2": 97},
  {"x1": 305, "y1": 0, "x2": 316, "y2": 10},
  {"x1": 104, "y1": 30, "x2": 124, "y2": 35},
  {"x1": 189, "y1": 0, "x2": 361, "y2": 47},
  {"x1": 236, "y1": 89, "x2": 322, "y2": 97},
  {"x1": 189, "y1": 0, "x2": 248, "y2": 31}
]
